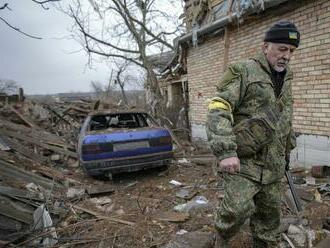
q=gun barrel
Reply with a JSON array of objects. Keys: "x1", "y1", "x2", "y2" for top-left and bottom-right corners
[{"x1": 285, "y1": 171, "x2": 302, "y2": 212}]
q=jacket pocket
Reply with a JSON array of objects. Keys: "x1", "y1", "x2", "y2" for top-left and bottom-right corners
[{"x1": 234, "y1": 117, "x2": 275, "y2": 157}]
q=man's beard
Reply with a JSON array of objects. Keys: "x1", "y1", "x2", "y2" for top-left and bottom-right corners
[{"x1": 274, "y1": 60, "x2": 288, "y2": 72}]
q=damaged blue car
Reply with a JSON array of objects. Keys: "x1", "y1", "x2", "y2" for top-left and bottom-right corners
[{"x1": 78, "y1": 110, "x2": 173, "y2": 178}]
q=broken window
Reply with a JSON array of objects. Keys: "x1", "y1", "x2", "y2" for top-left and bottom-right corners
[{"x1": 89, "y1": 113, "x2": 157, "y2": 131}]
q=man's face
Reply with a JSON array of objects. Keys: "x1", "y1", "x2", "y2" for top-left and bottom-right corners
[{"x1": 263, "y1": 42, "x2": 296, "y2": 72}]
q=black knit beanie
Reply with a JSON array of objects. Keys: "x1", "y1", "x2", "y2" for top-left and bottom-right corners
[{"x1": 264, "y1": 21, "x2": 300, "y2": 47}]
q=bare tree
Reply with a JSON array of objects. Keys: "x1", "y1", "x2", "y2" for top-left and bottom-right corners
[
  {"x1": 0, "y1": 79, "x2": 19, "y2": 94},
  {"x1": 113, "y1": 61, "x2": 129, "y2": 106},
  {"x1": 65, "y1": 0, "x2": 183, "y2": 116},
  {"x1": 112, "y1": 60, "x2": 145, "y2": 106},
  {"x1": 0, "y1": 0, "x2": 60, "y2": 39}
]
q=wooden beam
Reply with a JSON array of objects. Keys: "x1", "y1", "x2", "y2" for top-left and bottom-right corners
[
  {"x1": 72, "y1": 205, "x2": 135, "y2": 226},
  {"x1": 1, "y1": 129, "x2": 77, "y2": 158},
  {"x1": 0, "y1": 159, "x2": 62, "y2": 190}
]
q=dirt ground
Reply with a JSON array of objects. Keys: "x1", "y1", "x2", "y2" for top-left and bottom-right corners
[{"x1": 54, "y1": 159, "x2": 251, "y2": 248}]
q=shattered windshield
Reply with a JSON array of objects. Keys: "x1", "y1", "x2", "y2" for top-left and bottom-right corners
[{"x1": 89, "y1": 112, "x2": 157, "y2": 131}]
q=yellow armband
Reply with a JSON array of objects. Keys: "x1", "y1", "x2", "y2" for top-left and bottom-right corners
[
  {"x1": 208, "y1": 97, "x2": 232, "y2": 112},
  {"x1": 207, "y1": 97, "x2": 234, "y2": 124}
]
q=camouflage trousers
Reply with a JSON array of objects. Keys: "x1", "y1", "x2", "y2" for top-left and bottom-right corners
[{"x1": 215, "y1": 173, "x2": 281, "y2": 248}]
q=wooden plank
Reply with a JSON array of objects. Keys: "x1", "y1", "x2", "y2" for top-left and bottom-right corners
[
  {"x1": 0, "y1": 144, "x2": 80, "y2": 186},
  {"x1": 64, "y1": 105, "x2": 90, "y2": 114},
  {"x1": 72, "y1": 205, "x2": 135, "y2": 226},
  {"x1": 0, "y1": 195, "x2": 33, "y2": 224},
  {"x1": 0, "y1": 119, "x2": 64, "y2": 144},
  {"x1": 0, "y1": 159, "x2": 61, "y2": 190},
  {"x1": 153, "y1": 211, "x2": 190, "y2": 222},
  {"x1": 86, "y1": 185, "x2": 115, "y2": 197},
  {"x1": 1, "y1": 129, "x2": 77, "y2": 158},
  {"x1": 0, "y1": 135, "x2": 48, "y2": 164},
  {"x1": 210, "y1": 0, "x2": 224, "y2": 7},
  {"x1": 0, "y1": 185, "x2": 43, "y2": 202},
  {"x1": 9, "y1": 106, "x2": 34, "y2": 128}
]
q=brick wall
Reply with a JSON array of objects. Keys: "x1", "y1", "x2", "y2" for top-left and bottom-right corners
[{"x1": 187, "y1": 0, "x2": 330, "y2": 137}]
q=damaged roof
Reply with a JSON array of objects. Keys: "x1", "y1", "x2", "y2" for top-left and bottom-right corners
[{"x1": 180, "y1": 0, "x2": 290, "y2": 45}]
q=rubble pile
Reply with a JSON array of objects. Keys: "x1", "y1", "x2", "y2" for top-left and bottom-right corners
[{"x1": 0, "y1": 98, "x2": 329, "y2": 247}]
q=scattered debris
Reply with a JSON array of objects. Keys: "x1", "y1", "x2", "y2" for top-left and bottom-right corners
[
  {"x1": 170, "y1": 180, "x2": 184, "y2": 187},
  {"x1": 0, "y1": 97, "x2": 329, "y2": 247},
  {"x1": 177, "y1": 158, "x2": 189, "y2": 164},
  {"x1": 174, "y1": 196, "x2": 209, "y2": 213},
  {"x1": 318, "y1": 184, "x2": 330, "y2": 194},
  {"x1": 176, "y1": 229, "x2": 188, "y2": 235},
  {"x1": 86, "y1": 185, "x2": 115, "y2": 197},
  {"x1": 153, "y1": 211, "x2": 190, "y2": 223},
  {"x1": 160, "y1": 231, "x2": 214, "y2": 248},
  {"x1": 175, "y1": 188, "x2": 198, "y2": 200},
  {"x1": 33, "y1": 204, "x2": 58, "y2": 246},
  {"x1": 66, "y1": 187, "x2": 85, "y2": 199},
  {"x1": 287, "y1": 224, "x2": 307, "y2": 248}
]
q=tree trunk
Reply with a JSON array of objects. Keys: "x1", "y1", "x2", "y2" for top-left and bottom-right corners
[{"x1": 145, "y1": 66, "x2": 163, "y2": 118}]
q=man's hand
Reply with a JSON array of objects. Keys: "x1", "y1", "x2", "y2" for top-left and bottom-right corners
[{"x1": 219, "y1": 157, "x2": 240, "y2": 174}]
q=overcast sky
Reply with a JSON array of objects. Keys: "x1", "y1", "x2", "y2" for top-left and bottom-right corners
[{"x1": 0, "y1": 1, "x2": 131, "y2": 95}]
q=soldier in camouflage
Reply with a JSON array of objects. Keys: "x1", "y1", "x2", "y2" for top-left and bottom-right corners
[{"x1": 206, "y1": 21, "x2": 300, "y2": 248}]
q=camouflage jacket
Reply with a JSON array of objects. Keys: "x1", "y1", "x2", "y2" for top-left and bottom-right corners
[{"x1": 206, "y1": 52, "x2": 295, "y2": 184}]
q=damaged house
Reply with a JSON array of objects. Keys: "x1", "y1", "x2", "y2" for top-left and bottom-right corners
[{"x1": 161, "y1": 0, "x2": 330, "y2": 166}]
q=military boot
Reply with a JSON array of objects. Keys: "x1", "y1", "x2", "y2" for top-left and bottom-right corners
[{"x1": 214, "y1": 231, "x2": 229, "y2": 248}]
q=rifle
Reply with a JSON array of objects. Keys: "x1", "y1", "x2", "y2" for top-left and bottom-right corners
[{"x1": 285, "y1": 165, "x2": 302, "y2": 212}]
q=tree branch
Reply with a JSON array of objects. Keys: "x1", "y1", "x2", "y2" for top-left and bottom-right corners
[
  {"x1": 69, "y1": 6, "x2": 141, "y2": 60},
  {"x1": 31, "y1": 0, "x2": 61, "y2": 4},
  {"x1": 0, "y1": 16, "x2": 42, "y2": 39},
  {"x1": 121, "y1": 8, "x2": 174, "y2": 50},
  {"x1": 0, "y1": 3, "x2": 9, "y2": 10},
  {"x1": 86, "y1": 47, "x2": 144, "y2": 68},
  {"x1": 32, "y1": 0, "x2": 61, "y2": 10}
]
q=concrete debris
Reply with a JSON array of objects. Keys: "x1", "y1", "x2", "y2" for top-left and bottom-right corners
[{"x1": 66, "y1": 187, "x2": 85, "y2": 199}]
